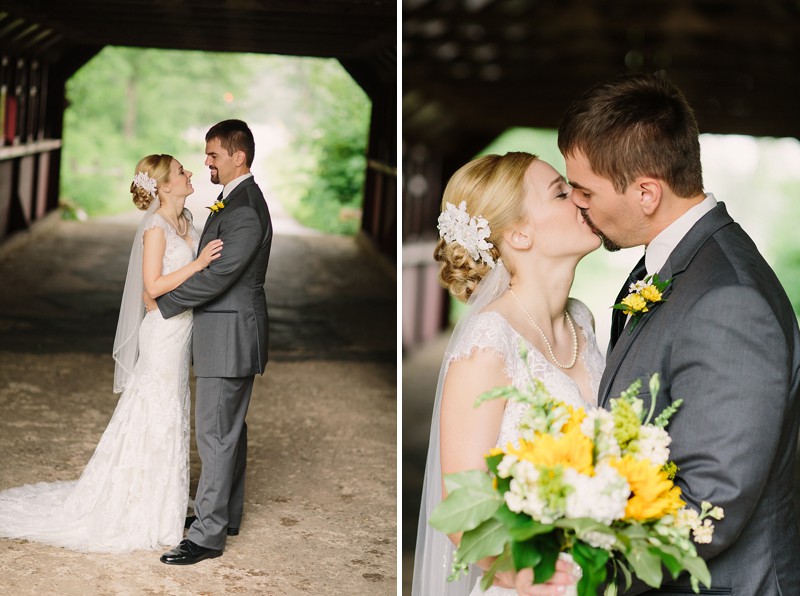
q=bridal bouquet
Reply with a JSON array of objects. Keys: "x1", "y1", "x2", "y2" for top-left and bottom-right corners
[{"x1": 429, "y1": 347, "x2": 723, "y2": 595}]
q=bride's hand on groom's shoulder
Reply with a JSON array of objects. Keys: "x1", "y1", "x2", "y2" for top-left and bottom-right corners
[{"x1": 195, "y1": 239, "x2": 224, "y2": 271}]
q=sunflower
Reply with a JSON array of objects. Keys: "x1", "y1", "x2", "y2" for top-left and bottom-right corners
[
  {"x1": 610, "y1": 455, "x2": 685, "y2": 521},
  {"x1": 508, "y1": 427, "x2": 594, "y2": 476},
  {"x1": 561, "y1": 405, "x2": 587, "y2": 435}
]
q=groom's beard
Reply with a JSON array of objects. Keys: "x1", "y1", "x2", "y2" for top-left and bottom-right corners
[
  {"x1": 209, "y1": 169, "x2": 220, "y2": 184},
  {"x1": 581, "y1": 209, "x2": 621, "y2": 252}
]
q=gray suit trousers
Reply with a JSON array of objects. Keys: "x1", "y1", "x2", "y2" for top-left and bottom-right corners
[{"x1": 187, "y1": 375, "x2": 254, "y2": 550}]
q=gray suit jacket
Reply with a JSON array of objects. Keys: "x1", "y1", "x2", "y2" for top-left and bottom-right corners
[
  {"x1": 157, "y1": 177, "x2": 272, "y2": 378},
  {"x1": 602, "y1": 203, "x2": 800, "y2": 595}
]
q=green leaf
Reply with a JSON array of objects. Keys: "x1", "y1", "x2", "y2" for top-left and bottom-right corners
[
  {"x1": 626, "y1": 545, "x2": 663, "y2": 587},
  {"x1": 617, "y1": 560, "x2": 632, "y2": 590},
  {"x1": 443, "y1": 469, "x2": 493, "y2": 494},
  {"x1": 474, "y1": 386, "x2": 532, "y2": 407},
  {"x1": 531, "y1": 537, "x2": 559, "y2": 583},
  {"x1": 504, "y1": 511, "x2": 555, "y2": 541},
  {"x1": 486, "y1": 452, "x2": 504, "y2": 476},
  {"x1": 681, "y1": 554, "x2": 712, "y2": 589},
  {"x1": 555, "y1": 517, "x2": 615, "y2": 537},
  {"x1": 480, "y1": 545, "x2": 514, "y2": 591},
  {"x1": 572, "y1": 542, "x2": 609, "y2": 596},
  {"x1": 511, "y1": 540, "x2": 543, "y2": 572},
  {"x1": 494, "y1": 504, "x2": 540, "y2": 531},
  {"x1": 652, "y1": 544, "x2": 684, "y2": 578},
  {"x1": 454, "y1": 518, "x2": 511, "y2": 566},
  {"x1": 429, "y1": 484, "x2": 502, "y2": 534},
  {"x1": 654, "y1": 398, "x2": 684, "y2": 428}
]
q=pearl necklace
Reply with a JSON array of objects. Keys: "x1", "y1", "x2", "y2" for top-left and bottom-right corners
[
  {"x1": 508, "y1": 289, "x2": 578, "y2": 369},
  {"x1": 161, "y1": 212, "x2": 188, "y2": 236}
]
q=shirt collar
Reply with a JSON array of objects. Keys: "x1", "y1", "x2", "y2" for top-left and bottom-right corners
[
  {"x1": 645, "y1": 193, "x2": 717, "y2": 275},
  {"x1": 221, "y1": 172, "x2": 253, "y2": 201}
]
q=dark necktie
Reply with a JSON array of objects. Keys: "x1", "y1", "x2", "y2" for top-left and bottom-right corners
[{"x1": 610, "y1": 255, "x2": 647, "y2": 348}]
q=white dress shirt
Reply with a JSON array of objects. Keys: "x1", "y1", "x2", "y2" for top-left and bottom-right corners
[
  {"x1": 222, "y1": 172, "x2": 253, "y2": 201},
  {"x1": 645, "y1": 193, "x2": 717, "y2": 275}
]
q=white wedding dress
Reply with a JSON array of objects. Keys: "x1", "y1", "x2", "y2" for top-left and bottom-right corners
[
  {"x1": 452, "y1": 300, "x2": 605, "y2": 596},
  {"x1": 412, "y1": 260, "x2": 608, "y2": 596},
  {"x1": 0, "y1": 212, "x2": 197, "y2": 553}
]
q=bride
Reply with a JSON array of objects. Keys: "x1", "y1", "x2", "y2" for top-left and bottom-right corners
[
  {"x1": 0, "y1": 154, "x2": 222, "y2": 553},
  {"x1": 412, "y1": 152, "x2": 604, "y2": 595}
]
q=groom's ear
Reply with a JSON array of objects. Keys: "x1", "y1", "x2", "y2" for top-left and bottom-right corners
[
  {"x1": 636, "y1": 177, "x2": 662, "y2": 216},
  {"x1": 234, "y1": 150, "x2": 246, "y2": 167}
]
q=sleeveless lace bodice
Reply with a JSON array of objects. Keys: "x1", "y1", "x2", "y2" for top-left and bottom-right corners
[
  {"x1": 0, "y1": 211, "x2": 200, "y2": 553},
  {"x1": 446, "y1": 298, "x2": 604, "y2": 432},
  {"x1": 144, "y1": 210, "x2": 199, "y2": 274},
  {"x1": 445, "y1": 298, "x2": 604, "y2": 596}
]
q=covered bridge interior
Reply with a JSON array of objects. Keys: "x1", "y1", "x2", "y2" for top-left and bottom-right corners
[
  {"x1": 0, "y1": 0, "x2": 396, "y2": 257},
  {"x1": 402, "y1": 0, "x2": 800, "y2": 347}
]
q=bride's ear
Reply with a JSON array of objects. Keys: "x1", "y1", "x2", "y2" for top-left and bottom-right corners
[{"x1": 502, "y1": 222, "x2": 533, "y2": 250}]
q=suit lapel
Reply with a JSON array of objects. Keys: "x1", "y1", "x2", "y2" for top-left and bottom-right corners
[
  {"x1": 198, "y1": 178, "x2": 255, "y2": 246},
  {"x1": 599, "y1": 202, "x2": 735, "y2": 406}
]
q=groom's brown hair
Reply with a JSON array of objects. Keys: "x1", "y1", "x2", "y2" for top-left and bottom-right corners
[
  {"x1": 557, "y1": 73, "x2": 704, "y2": 198},
  {"x1": 206, "y1": 119, "x2": 256, "y2": 167}
]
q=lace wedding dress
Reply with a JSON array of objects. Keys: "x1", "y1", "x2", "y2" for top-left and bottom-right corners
[
  {"x1": 0, "y1": 212, "x2": 197, "y2": 553},
  {"x1": 454, "y1": 301, "x2": 605, "y2": 596},
  {"x1": 412, "y1": 260, "x2": 608, "y2": 596}
]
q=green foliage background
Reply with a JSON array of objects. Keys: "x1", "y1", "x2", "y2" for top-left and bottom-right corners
[{"x1": 61, "y1": 47, "x2": 370, "y2": 235}]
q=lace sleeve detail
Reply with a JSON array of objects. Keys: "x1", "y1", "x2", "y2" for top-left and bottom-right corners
[
  {"x1": 143, "y1": 213, "x2": 170, "y2": 236},
  {"x1": 567, "y1": 298, "x2": 595, "y2": 332},
  {"x1": 568, "y1": 297, "x2": 605, "y2": 406},
  {"x1": 446, "y1": 312, "x2": 523, "y2": 381}
]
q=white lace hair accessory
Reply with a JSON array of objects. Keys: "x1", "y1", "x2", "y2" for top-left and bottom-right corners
[
  {"x1": 437, "y1": 200, "x2": 495, "y2": 268},
  {"x1": 132, "y1": 171, "x2": 158, "y2": 200}
]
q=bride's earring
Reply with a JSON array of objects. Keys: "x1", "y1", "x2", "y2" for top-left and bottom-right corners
[{"x1": 503, "y1": 225, "x2": 533, "y2": 251}]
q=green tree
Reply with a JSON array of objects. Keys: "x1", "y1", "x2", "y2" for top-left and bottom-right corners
[
  {"x1": 62, "y1": 48, "x2": 372, "y2": 236},
  {"x1": 256, "y1": 57, "x2": 371, "y2": 235},
  {"x1": 62, "y1": 47, "x2": 251, "y2": 215}
]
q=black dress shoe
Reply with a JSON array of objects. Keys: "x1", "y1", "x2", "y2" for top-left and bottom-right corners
[
  {"x1": 160, "y1": 539, "x2": 222, "y2": 565},
  {"x1": 184, "y1": 515, "x2": 239, "y2": 536}
]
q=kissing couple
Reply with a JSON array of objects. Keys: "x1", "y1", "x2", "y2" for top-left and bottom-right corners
[{"x1": 412, "y1": 73, "x2": 800, "y2": 595}]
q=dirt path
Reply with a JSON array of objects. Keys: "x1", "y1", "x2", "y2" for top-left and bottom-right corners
[{"x1": 0, "y1": 214, "x2": 396, "y2": 595}]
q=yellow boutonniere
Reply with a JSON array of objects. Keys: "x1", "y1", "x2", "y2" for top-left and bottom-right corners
[
  {"x1": 207, "y1": 200, "x2": 225, "y2": 213},
  {"x1": 613, "y1": 273, "x2": 671, "y2": 333}
]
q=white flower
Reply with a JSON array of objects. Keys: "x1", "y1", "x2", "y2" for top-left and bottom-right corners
[
  {"x1": 437, "y1": 201, "x2": 495, "y2": 267},
  {"x1": 133, "y1": 171, "x2": 158, "y2": 200},
  {"x1": 504, "y1": 487, "x2": 525, "y2": 513},
  {"x1": 564, "y1": 464, "x2": 628, "y2": 525},
  {"x1": 582, "y1": 530, "x2": 618, "y2": 551},
  {"x1": 503, "y1": 463, "x2": 565, "y2": 524},
  {"x1": 676, "y1": 507, "x2": 700, "y2": 531},
  {"x1": 710, "y1": 506, "x2": 725, "y2": 520},
  {"x1": 629, "y1": 279, "x2": 648, "y2": 293},
  {"x1": 693, "y1": 519, "x2": 715, "y2": 544},
  {"x1": 633, "y1": 425, "x2": 672, "y2": 467},
  {"x1": 519, "y1": 401, "x2": 571, "y2": 439},
  {"x1": 580, "y1": 409, "x2": 621, "y2": 460},
  {"x1": 496, "y1": 454, "x2": 518, "y2": 478}
]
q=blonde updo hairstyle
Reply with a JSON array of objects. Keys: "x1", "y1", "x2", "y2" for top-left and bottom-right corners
[
  {"x1": 130, "y1": 154, "x2": 173, "y2": 210},
  {"x1": 434, "y1": 152, "x2": 538, "y2": 302}
]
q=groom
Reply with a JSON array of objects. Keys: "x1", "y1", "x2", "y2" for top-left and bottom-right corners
[
  {"x1": 156, "y1": 119, "x2": 272, "y2": 564},
  {"x1": 558, "y1": 74, "x2": 800, "y2": 593}
]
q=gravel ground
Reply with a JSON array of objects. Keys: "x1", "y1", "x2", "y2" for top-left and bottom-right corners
[{"x1": 0, "y1": 208, "x2": 396, "y2": 595}]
